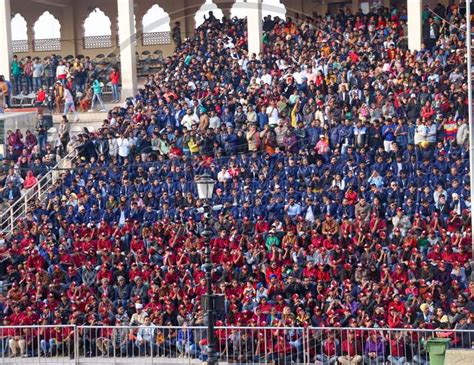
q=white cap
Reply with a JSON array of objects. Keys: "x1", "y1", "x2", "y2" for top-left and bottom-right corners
[{"x1": 135, "y1": 303, "x2": 143, "y2": 310}]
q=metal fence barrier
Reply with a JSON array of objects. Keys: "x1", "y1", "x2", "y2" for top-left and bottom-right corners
[
  {"x1": 0, "y1": 325, "x2": 472, "y2": 364},
  {"x1": 0, "y1": 325, "x2": 75, "y2": 363}
]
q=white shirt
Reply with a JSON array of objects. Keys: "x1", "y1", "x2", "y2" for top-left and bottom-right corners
[
  {"x1": 218, "y1": 170, "x2": 231, "y2": 182},
  {"x1": 266, "y1": 106, "x2": 279, "y2": 126},
  {"x1": 259, "y1": 73, "x2": 272, "y2": 85},
  {"x1": 117, "y1": 138, "x2": 130, "y2": 157},
  {"x1": 209, "y1": 116, "x2": 221, "y2": 130},
  {"x1": 181, "y1": 114, "x2": 198, "y2": 129},
  {"x1": 64, "y1": 89, "x2": 74, "y2": 104},
  {"x1": 56, "y1": 65, "x2": 67, "y2": 78},
  {"x1": 293, "y1": 71, "x2": 303, "y2": 84}
]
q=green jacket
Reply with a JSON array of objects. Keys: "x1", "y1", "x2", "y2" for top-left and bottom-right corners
[
  {"x1": 92, "y1": 79, "x2": 102, "y2": 94},
  {"x1": 11, "y1": 61, "x2": 22, "y2": 77},
  {"x1": 265, "y1": 236, "x2": 280, "y2": 251}
]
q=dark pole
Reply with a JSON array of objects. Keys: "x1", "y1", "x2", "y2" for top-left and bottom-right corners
[{"x1": 202, "y1": 217, "x2": 217, "y2": 365}]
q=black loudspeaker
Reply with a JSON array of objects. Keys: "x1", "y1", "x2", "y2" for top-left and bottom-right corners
[
  {"x1": 201, "y1": 294, "x2": 225, "y2": 312},
  {"x1": 214, "y1": 294, "x2": 225, "y2": 312}
]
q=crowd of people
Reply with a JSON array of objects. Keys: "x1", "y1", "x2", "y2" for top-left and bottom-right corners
[
  {"x1": 0, "y1": 114, "x2": 58, "y2": 210},
  {"x1": 0, "y1": 2, "x2": 473, "y2": 363},
  {"x1": 1, "y1": 54, "x2": 121, "y2": 114}
]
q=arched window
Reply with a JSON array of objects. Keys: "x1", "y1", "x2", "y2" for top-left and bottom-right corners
[
  {"x1": 84, "y1": 8, "x2": 112, "y2": 48},
  {"x1": 143, "y1": 4, "x2": 171, "y2": 32},
  {"x1": 262, "y1": 0, "x2": 286, "y2": 19},
  {"x1": 230, "y1": 0, "x2": 247, "y2": 19},
  {"x1": 195, "y1": 0, "x2": 224, "y2": 28},
  {"x1": 33, "y1": 11, "x2": 61, "y2": 51},
  {"x1": 11, "y1": 13, "x2": 28, "y2": 52},
  {"x1": 142, "y1": 4, "x2": 171, "y2": 45}
]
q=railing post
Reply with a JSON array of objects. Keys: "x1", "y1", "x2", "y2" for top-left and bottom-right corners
[
  {"x1": 303, "y1": 326, "x2": 308, "y2": 365},
  {"x1": 37, "y1": 326, "x2": 41, "y2": 363},
  {"x1": 37, "y1": 178, "x2": 41, "y2": 201},
  {"x1": 10, "y1": 206, "x2": 13, "y2": 232},
  {"x1": 23, "y1": 194, "x2": 27, "y2": 216},
  {"x1": 74, "y1": 325, "x2": 79, "y2": 365}
]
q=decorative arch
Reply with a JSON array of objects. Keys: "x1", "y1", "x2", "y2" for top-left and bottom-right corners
[
  {"x1": 84, "y1": 8, "x2": 112, "y2": 37},
  {"x1": 33, "y1": 11, "x2": 61, "y2": 51},
  {"x1": 11, "y1": 13, "x2": 28, "y2": 41},
  {"x1": 33, "y1": 11, "x2": 61, "y2": 39},
  {"x1": 83, "y1": 8, "x2": 112, "y2": 49},
  {"x1": 195, "y1": 0, "x2": 224, "y2": 28},
  {"x1": 11, "y1": 13, "x2": 29, "y2": 52},
  {"x1": 142, "y1": 4, "x2": 171, "y2": 33},
  {"x1": 230, "y1": 0, "x2": 247, "y2": 19},
  {"x1": 262, "y1": 0, "x2": 286, "y2": 19}
]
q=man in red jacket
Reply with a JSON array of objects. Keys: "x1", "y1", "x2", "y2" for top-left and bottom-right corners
[
  {"x1": 109, "y1": 68, "x2": 120, "y2": 102},
  {"x1": 388, "y1": 294, "x2": 406, "y2": 316},
  {"x1": 338, "y1": 330, "x2": 363, "y2": 364},
  {"x1": 387, "y1": 332, "x2": 407, "y2": 364},
  {"x1": 8, "y1": 306, "x2": 26, "y2": 357}
]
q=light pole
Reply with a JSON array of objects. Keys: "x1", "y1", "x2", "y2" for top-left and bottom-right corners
[{"x1": 195, "y1": 173, "x2": 218, "y2": 365}]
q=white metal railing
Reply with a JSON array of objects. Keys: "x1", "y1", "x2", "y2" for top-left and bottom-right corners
[
  {"x1": 0, "y1": 325, "x2": 471, "y2": 364},
  {"x1": 0, "y1": 149, "x2": 77, "y2": 234},
  {"x1": 0, "y1": 325, "x2": 75, "y2": 363}
]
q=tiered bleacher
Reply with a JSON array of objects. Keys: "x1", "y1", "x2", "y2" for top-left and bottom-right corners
[{"x1": 0, "y1": 3, "x2": 473, "y2": 363}]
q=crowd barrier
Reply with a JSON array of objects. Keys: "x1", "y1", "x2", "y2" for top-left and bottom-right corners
[
  {"x1": 0, "y1": 325, "x2": 472, "y2": 364},
  {"x1": 0, "y1": 149, "x2": 78, "y2": 235}
]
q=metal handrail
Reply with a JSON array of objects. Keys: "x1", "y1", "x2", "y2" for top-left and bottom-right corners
[
  {"x1": 77, "y1": 325, "x2": 474, "y2": 333},
  {"x1": 0, "y1": 149, "x2": 78, "y2": 234},
  {"x1": 0, "y1": 324, "x2": 471, "y2": 364}
]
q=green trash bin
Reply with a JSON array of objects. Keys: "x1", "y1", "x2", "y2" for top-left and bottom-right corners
[{"x1": 426, "y1": 338, "x2": 450, "y2": 365}]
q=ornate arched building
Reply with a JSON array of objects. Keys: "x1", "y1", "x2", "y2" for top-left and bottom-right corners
[{"x1": 0, "y1": 0, "x2": 447, "y2": 99}]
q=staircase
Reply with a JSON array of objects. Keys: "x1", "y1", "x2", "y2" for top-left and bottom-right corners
[{"x1": 0, "y1": 149, "x2": 77, "y2": 234}]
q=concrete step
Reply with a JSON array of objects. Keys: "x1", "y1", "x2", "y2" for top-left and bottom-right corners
[{"x1": 444, "y1": 349, "x2": 474, "y2": 365}]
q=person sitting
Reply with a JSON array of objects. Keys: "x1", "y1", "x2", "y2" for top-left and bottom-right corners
[
  {"x1": 135, "y1": 316, "x2": 158, "y2": 356},
  {"x1": 338, "y1": 330, "x2": 363, "y2": 364},
  {"x1": 363, "y1": 331, "x2": 385, "y2": 364}
]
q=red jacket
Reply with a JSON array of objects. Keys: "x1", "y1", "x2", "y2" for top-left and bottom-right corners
[
  {"x1": 341, "y1": 339, "x2": 358, "y2": 356},
  {"x1": 389, "y1": 338, "x2": 405, "y2": 357},
  {"x1": 110, "y1": 71, "x2": 120, "y2": 85}
]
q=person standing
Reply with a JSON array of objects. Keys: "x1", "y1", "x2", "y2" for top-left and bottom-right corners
[
  {"x1": 23, "y1": 56, "x2": 33, "y2": 94},
  {"x1": 116, "y1": 133, "x2": 131, "y2": 163},
  {"x1": 55, "y1": 60, "x2": 68, "y2": 85},
  {"x1": 0, "y1": 76, "x2": 9, "y2": 110},
  {"x1": 10, "y1": 55, "x2": 22, "y2": 95},
  {"x1": 32, "y1": 58, "x2": 44, "y2": 91},
  {"x1": 109, "y1": 68, "x2": 120, "y2": 103},
  {"x1": 63, "y1": 87, "x2": 78, "y2": 122},
  {"x1": 43, "y1": 58, "x2": 54, "y2": 89},
  {"x1": 54, "y1": 82, "x2": 64, "y2": 114},
  {"x1": 75, "y1": 67, "x2": 87, "y2": 93},
  {"x1": 57, "y1": 116, "x2": 70, "y2": 156},
  {"x1": 89, "y1": 78, "x2": 106, "y2": 112},
  {"x1": 172, "y1": 22, "x2": 182, "y2": 47},
  {"x1": 35, "y1": 114, "x2": 48, "y2": 150}
]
